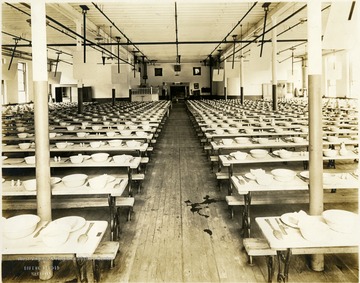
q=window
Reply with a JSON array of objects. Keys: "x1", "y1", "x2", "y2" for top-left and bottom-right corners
[{"x1": 17, "y1": 62, "x2": 27, "y2": 103}]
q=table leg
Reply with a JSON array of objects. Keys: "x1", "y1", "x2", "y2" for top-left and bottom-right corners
[
  {"x1": 228, "y1": 165, "x2": 233, "y2": 195},
  {"x1": 73, "y1": 257, "x2": 88, "y2": 282},
  {"x1": 108, "y1": 196, "x2": 118, "y2": 241},
  {"x1": 276, "y1": 249, "x2": 292, "y2": 283},
  {"x1": 128, "y1": 168, "x2": 133, "y2": 196},
  {"x1": 241, "y1": 192, "x2": 252, "y2": 238}
]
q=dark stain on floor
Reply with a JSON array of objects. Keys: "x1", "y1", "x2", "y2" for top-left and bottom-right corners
[{"x1": 185, "y1": 195, "x2": 218, "y2": 235}]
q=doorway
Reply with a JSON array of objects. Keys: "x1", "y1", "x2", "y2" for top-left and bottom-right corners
[{"x1": 170, "y1": 84, "x2": 189, "y2": 101}]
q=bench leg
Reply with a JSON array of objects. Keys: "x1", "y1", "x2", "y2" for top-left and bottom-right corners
[
  {"x1": 266, "y1": 255, "x2": 275, "y2": 283},
  {"x1": 92, "y1": 260, "x2": 101, "y2": 282}
]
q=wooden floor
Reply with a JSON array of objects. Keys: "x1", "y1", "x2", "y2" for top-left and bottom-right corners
[{"x1": 2, "y1": 102, "x2": 359, "y2": 282}]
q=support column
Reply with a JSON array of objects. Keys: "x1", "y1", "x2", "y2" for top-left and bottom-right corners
[
  {"x1": 240, "y1": 49, "x2": 244, "y2": 104},
  {"x1": 31, "y1": 1, "x2": 53, "y2": 280},
  {"x1": 302, "y1": 57, "x2": 308, "y2": 97},
  {"x1": 307, "y1": 0, "x2": 324, "y2": 272},
  {"x1": 78, "y1": 83, "x2": 84, "y2": 114},
  {"x1": 112, "y1": 88, "x2": 116, "y2": 105},
  {"x1": 271, "y1": 16, "x2": 278, "y2": 110}
]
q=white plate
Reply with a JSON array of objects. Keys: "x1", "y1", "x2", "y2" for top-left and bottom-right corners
[
  {"x1": 244, "y1": 173, "x2": 256, "y2": 180},
  {"x1": 53, "y1": 216, "x2": 86, "y2": 232},
  {"x1": 299, "y1": 171, "x2": 309, "y2": 179},
  {"x1": 280, "y1": 212, "x2": 299, "y2": 228},
  {"x1": 272, "y1": 150, "x2": 280, "y2": 156},
  {"x1": 107, "y1": 175, "x2": 116, "y2": 182},
  {"x1": 50, "y1": 177, "x2": 62, "y2": 185}
]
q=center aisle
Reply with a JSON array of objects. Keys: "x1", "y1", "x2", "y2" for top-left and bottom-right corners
[{"x1": 106, "y1": 101, "x2": 256, "y2": 282}]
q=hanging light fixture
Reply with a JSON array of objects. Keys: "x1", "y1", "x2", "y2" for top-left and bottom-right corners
[{"x1": 232, "y1": 34, "x2": 237, "y2": 69}]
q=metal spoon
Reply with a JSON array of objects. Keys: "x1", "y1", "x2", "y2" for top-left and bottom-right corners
[
  {"x1": 77, "y1": 222, "x2": 94, "y2": 244},
  {"x1": 265, "y1": 218, "x2": 283, "y2": 240}
]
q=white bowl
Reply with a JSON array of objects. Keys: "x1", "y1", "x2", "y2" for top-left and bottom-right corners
[
  {"x1": 3, "y1": 214, "x2": 41, "y2": 239},
  {"x1": 23, "y1": 179, "x2": 37, "y2": 191},
  {"x1": 89, "y1": 141, "x2": 102, "y2": 148},
  {"x1": 88, "y1": 174, "x2": 110, "y2": 189},
  {"x1": 19, "y1": 143, "x2": 31, "y2": 150},
  {"x1": 250, "y1": 149, "x2": 268, "y2": 159},
  {"x1": 70, "y1": 154, "x2": 84, "y2": 164},
  {"x1": 256, "y1": 174, "x2": 273, "y2": 185},
  {"x1": 17, "y1": 133, "x2": 28, "y2": 138},
  {"x1": 258, "y1": 138, "x2": 269, "y2": 144},
  {"x1": 322, "y1": 209, "x2": 358, "y2": 233},
  {"x1": 24, "y1": 156, "x2": 36, "y2": 164},
  {"x1": 103, "y1": 121, "x2": 110, "y2": 126},
  {"x1": 49, "y1": 132, "x2": 56, "y2": 138},
  {"x1": 91, "y1": 153, "x2": 109, "y2": 162},
  {"x1": 126, "y1": 140, "x2": 140, "y2": 148},
  {"x1": 222, "y1": 139, "x2": 233, "y2": 145},
  {"x1": 17, "y1": 126, "x2": 26, "y2": 132},
  {"x1": 92, "y1": 125, "x2": 102, "y2": 131},
  {"x1": 293, "y1": 137, "x2": 305, "y2": 143},
  {"x1": 278, "y1": 149, "x2": 293, "y2": 159},
  {"x1": 62, "y1": 174, "x2": 88, "y2": 188},
  {"x1": 129, "y1": 125, "x2": 138, "y2": 130},
  {"x1": 215, "y1": 129, "x2": 224, "y2": 135},
  {"x1": 66, "y1": 125, "x2": 75, "y2": 131},
  {"x1": 235, "y1": 137, "x2": 250, "y2": 144},
  {"x1": 120, "y1": 130, "x2": 132, "y2": 136},
  {"x1": 113, "y1": 154, "x2": 132, "y2": 164},
  {"x1": 59, "y1": 122, "x2": 67, "y2": 127},
  {"x1": 92, "y1": 118, "x2": 99, "y2": 122},
  {"x1": 301, "y1": 127, "x2": 309, "y2": 133},
  {"x1": 55, "y1": 142, "x2": 68, "y2": 149},
  {"x1": 41, "y1": 222, "x2": 71, "y2": 247},
  {"x1": 136, "y1": 131, "x2": 146, "y2": 137},
  {"x1": 245, "y1": 128, "x2": 254, "y2": 134},
  {"x1": 271, "y1": 169, "x2": 296, "y2": 182},
  {"x1": 77, "y1": 132, "x2": 87, "y2": 138},
  {"x1": 117, "y1": 125, "x2": 125, "y2": 130},
  {"x1": 327, "y1": 136, "x2": 338, "y2": 142},
  {"x1": 230, "y1": 151, "x2": 248, "y2": 160},
  {"x1": 142, "y1": 125, "x2": 151, "y2": 131},
  {"x1": 228, "y1": 128, "x2": 238, "y2": 134},
  {"x1": 108, "y1": 139, "x2": 122, "y2": 147},
  {"x1": 106, "y1": 131, "x2": 116, "y2": 137},
  {"x1": 323, "y1": 149, "x2": 337, "y2": 157},
  {"x1": 274, "y1": 127, "x2": 283, "y2": 133},
  {"x1": 298, "y1": 217, "x2": 330, "y2": 242}
]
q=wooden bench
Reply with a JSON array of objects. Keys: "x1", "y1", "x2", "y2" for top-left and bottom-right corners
[
  {"x1": 225, "y1": 195, "x2": 243, "y2": 218},
  {"x1": 116, "y1": 197, "x2": 135, "y2": 222},
  {"x1": 89, "y1": 241, "x2": 120, "y2": 282},
  {"x1": 215, "y1": 171, "x2": 228, "y2": 191},
  {"x1": 243, "y1": 238, "x2": 358, "y2": 283},
  {"x1": 210, "y1": 155, "x2": 219, "y2": 171}
]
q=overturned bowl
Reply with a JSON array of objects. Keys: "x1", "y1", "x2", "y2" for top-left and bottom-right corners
[
  {"x1": 41, "y1": 222, "x2": 71, "y2": 247},
  {"x1": 322, "y1": 209, "x2": 358, "y2": 233},
  {"x1": 271, "y1": 169, "x2": 296, "y2": 182},
  {"x1": 4, "y1": 214, "x2": 41, "y2": 239},
  {"x1": 91, "y1": 153, "x2": 109, "y2": 162},
  {"x1": 230, "y1": 151, "x2": 248, "y2": 160},
  {"x1": 88, "y1": 174, "x2": 109, "y2": 189},
  {"x1": 62, "y1": 174, "x2": 88, "y2": 188}
]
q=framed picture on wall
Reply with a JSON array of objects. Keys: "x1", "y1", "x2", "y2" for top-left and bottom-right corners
[
  {"x1": 194, "y1": 83, "x2": 199, "y2": 89},
  {"x1": 193, "y1": 67, "x2": 201, "y2": 76},
  {"x1": 155, "y1": 68, "x2": 163, "y2": 76}
]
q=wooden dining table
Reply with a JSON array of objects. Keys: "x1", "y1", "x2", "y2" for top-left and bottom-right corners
[
  {"x1": 231, "y1": 171, "x2": 359, "y2": 238},
  {"x1": 2, "y1": 220, "x2": 108, "y2": 282},
  {"x1": 255, "y1": 216, "x2": 359, "y2": 282},
  {"x1": 3, "y1": 175, "x2": 128, "y2": 241}
]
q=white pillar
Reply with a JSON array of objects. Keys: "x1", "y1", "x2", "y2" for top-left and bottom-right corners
[
  {"x1": 31, "y1": 1, "x2": 53, "y2": 280},
  {"x1": 307, "y1": 0, "x2": 324, "y2": 272}
]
